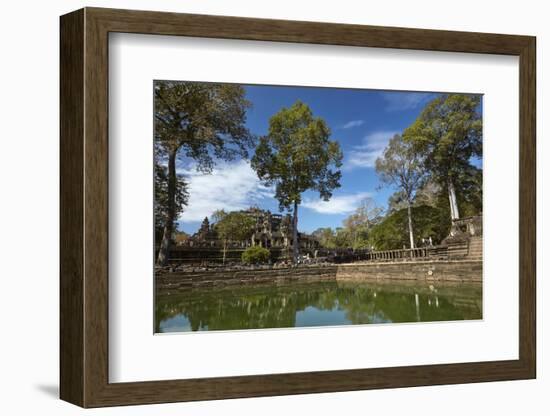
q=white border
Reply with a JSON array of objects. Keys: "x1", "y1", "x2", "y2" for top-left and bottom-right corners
[{"x1": 109, "y1": 33, "x2": 519, "y2": 383}]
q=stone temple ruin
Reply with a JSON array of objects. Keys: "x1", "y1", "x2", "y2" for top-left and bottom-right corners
[
  {"x1": 166, "y1": 210, "x2": 482, "y2": 266},
  {"x1": 182, "y1": 208, "x2": 319, "y2": 251}
]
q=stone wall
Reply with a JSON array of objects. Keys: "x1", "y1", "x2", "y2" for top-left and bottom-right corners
[
  {"x1": 156, "y1": 260, "x2": 482, "y2": 291},
  {"x1": 336, "y1": 260, "x2": 482, "y2": 283},
  {"x1": 157, "y1": 265, "x2": 338, "y2": 291}
]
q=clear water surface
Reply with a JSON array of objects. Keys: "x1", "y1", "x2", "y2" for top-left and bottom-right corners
[{"x1": 155, "y1": 280, "x2": 482, "y2": 333}]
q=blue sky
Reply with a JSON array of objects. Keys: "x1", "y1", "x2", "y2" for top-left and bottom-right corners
[{"x1": 176, "y1": 86, "x2": 452, "y2": 235}]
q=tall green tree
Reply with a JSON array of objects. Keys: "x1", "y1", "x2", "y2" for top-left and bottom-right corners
[
  {"x1": 213, "y1": 210, "x2": 256, "y2": 264},
  {"x1": 413, "y1": 179, "x2": 441, "y2": 208},
  {"x1": 375, "y1": 134, "x2": 425, "y2": 249},
  {"x1": 369, "y1": 205, "x2": 449, "y2": 250},
  {"x1": 403, "y1": 94, "x2": 482, "y2": 222},
  {"x1": 342, "y1": 197, "x2": 383, "y2": 249},
  {"x1": 311, "y1": 226, "x2": 355, "y2": 249},
  {"x1": 312, "y1": 227, "x2": 337, "y2": 249},
  {"x1": 251, "y1": 101, "x2": 343, "y2": 263},
  {"x1": 388, "y1": 181, "x2": 442, "y2": 213},
  {"x1": 154, "y1": 81, "x2": 254, "y2": 266},
  {"x1": 387, "y1": 190, "x2": 408, "y2": 213},
  {"x1": 154, "y1": 162, "x2": 189, "y2": 242}
]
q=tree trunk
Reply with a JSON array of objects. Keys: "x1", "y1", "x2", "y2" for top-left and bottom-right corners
[
  {"x1": 292, "y1": 201, "x2": 299, "y2": 264},
  {"x1": 447, "y1": 177, "x2": 460, "y2": 221},
  {"x1": 222, "y1": 241, "x2": 227, "y2": 264},
  {"x1": 156, "y1": 150, "x2": 177, "y2": 266},
  {"x1": 407, "y1": 201, "x2": 415, "y2": 249}
]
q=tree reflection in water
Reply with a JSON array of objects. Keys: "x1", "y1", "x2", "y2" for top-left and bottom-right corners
[{"x1": 155, "y1": 280, "x2": 482, "y2": 333}]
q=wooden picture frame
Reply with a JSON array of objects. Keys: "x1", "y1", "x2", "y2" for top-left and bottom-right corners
[{"x1": 60, "y1": 7, "x2": 536, "y2": 408}]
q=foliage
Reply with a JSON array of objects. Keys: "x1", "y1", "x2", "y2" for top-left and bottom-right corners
[
  {"x1": 173, "y1": 231, "x2": 190, "y2": 245},
  {"x1": 387, "y1": 180, "x2": 441, "y2": 213},
  {"x1": 252, "y1": 100, "x2": 343, "y2": 210},
  {"x1": 154, "y1": 81, "x2": 254, "y2": 169},
  {"x1": 251, "y1": 100, "x2": 343, "y2": 262},
  {"x1": 413, "y1": 180, "x2": 441, "y2": 208},
  {"x1": 213, "y1": 210, "x2": 256, "y2": 243},
  {"x1": 342, "y1": 197, "x2": 383, "y2": 249},
  {"x1": 154, "y1": 162, "x2": 188, "y2": 240},
  {"x1": 312, "y1": 227, "x2": 337, "y2": 248},
  {"x1": 311, "y1": 198, "x2": 383, "y2": 250},
  {"x1": 154, "y1": 80, "x2": 254, "y2": 265},
  {"x1": 213, "y1": 210, "x2": 256, "y2": 263},
  {"x1": 376, "y1": 134, "x2": 425, "y2": 202},
  {"x1": 454, "y1": 167, "x2": 483, "y2": 217},
  {"x1": 241, "y1": 246, "x2": 271, "y2": 265},
  {"x1": 369, "y1": 205, "x2": 450, "y2": 250},
  {"x1": 312, "y1": 227, "x2": 353, "y2": 249},
  {"x1": 403, "y1": 94, "x2": 482, "y2": 218},
  {"x1": 403, "y1": 94, "x2": 482, "y2": 184},
  {"x1": 375, "y1": 134, "x2": 425, "y2": 248},
  {"x1": 312, "y1": 186, "x2": 452, "y2": 251},
  {"x1": 387, "y1": 190, "x2": 408, "y2": 213},
  {"x1": 332, "y1": 227, "x2": 355, "y2": 249}
]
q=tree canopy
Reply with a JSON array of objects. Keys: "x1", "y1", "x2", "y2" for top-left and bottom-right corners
[
  {"x1": 154, "y1": 162, "x2": 188, "y2": 240},
  {"x1": 403, "y1": 94, "x2": 482, "y2": 221},
  {"x1": 251, "y1": 100, "x2": 343, "y2": 262},
  {"x1": 154, "y1": 81, "x2": 254, "y2": 265},
  {"x1": 368, "y1": 205, "x2": 449, "y2": 250},
  {"x1": 154, "y1": 81, "x2": 254, "y2": 171},
  {"x1": 376, "y1": 134, "x2": 425, "y2": 202},
  {"x1": 213, "y1": 210, "x2": 255, "y2": 244},
  {"x1": 213, "y1": 210, "x2": 256, "y2": 263},
  {"x1": 252, "y1": 101, "x2": 343, "y2": 210},
  {"x1": 342, "y1": 197, "x2": 383, "y2": 249},
  {"x1": 375, "y1": 134, "x2": 425, "y2": 248}
]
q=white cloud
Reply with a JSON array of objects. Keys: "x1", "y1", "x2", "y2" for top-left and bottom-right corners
[
  {"x1": 380, "y1": 92, "x2": 434, "y2": 112},
  {"x1": 341, "y1": 120, "x2": 365, "y2": 129},
  {"x1": 345, "y1": 130, "x2": 399, "y2": 170},
  {"x1": 302, "y1": 192, "x2": 372, "y2": 215},
  {"x1": 177, "y1": 160, "x2": 273, "y2": 223}
]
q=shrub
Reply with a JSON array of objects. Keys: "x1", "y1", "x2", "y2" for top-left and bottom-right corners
[{"x1": 241, "y1": 246, "x2": 270, "y2": 265}]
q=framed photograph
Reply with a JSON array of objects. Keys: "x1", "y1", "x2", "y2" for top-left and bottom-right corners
[{"x1": 60, "y1": 7, "x2": 536, "y2": 407}]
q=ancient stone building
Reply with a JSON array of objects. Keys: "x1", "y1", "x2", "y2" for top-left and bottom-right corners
[
  {"x1": 245, "y1": 208, "x2": 318, "y2": 249},
  {"x1": 195, "y1": 217, "x2": 217, "y2": 242},
  {"x1": 186, "y1": 208, "x2": 319, "y2": 250}
]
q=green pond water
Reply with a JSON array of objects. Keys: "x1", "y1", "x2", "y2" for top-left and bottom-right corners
[{"x1": 155, "y1": 280, "x2": 482, "y2": 333}]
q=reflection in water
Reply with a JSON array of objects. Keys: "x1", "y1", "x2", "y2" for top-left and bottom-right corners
[{"x1": 155, "y1": 280, "x2": 482, "y2": 333}]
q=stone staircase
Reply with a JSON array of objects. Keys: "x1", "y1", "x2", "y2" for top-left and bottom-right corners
[{"x1": 467, "y1": 236, "x2": 483, "y2": 260}]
